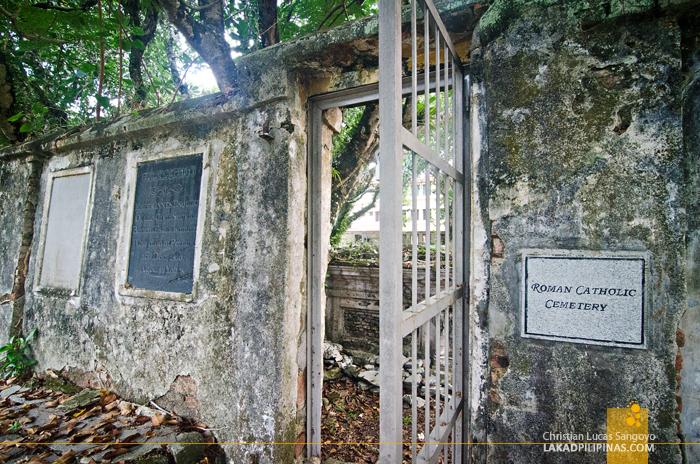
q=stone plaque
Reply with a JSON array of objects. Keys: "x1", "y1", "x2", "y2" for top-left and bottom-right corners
[
  {"x1": 521, "y1": 251, "x2": 646, "y2": 348},
  {"x1": 40, "y1": 173, "x2": 92, "y2": 289},
  {"x1": 127, "y1": 155, "x2": 202, "y2": 294}
]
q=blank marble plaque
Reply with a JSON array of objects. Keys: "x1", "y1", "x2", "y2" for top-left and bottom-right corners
[
  {"x1": 40, "y1": 173, "x2": 92, "y2": 289},
  {"x1": 127, "y1": 155, "x2": 202, "y2": 294},
  {"x1": 522, "y1": 252, "x2": 646, "y2": 348}
]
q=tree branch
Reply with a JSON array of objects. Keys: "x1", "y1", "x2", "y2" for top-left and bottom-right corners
[
  {"x1": 330, "y1": 103, "x2": 380, "y2": 224},
  {"x1": 316, "y1": 3, "x2": 342, "y2": 30},
  {"x1": 31, "y1": 0, "x2": 99, "y2": 12},
  {"x1": 154, "y1": 0, "x2": 238, "y2": 93},
  {"x1": 125, "y1": 0, "x2": 158, "y2": 107}
]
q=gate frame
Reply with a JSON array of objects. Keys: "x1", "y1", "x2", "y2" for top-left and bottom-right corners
[{"x1": 307, "y1": 65, "x2": 470, "y2": 464}]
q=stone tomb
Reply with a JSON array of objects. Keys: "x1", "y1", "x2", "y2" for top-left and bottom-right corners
[
  {"x1": 521, "y1": 250, "x2": 647, "y2": 348},
  {"x1": 127, "y1": 154, "x2": 202, "y2": 294}
]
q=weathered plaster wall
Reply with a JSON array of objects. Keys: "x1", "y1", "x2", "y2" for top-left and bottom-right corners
[
  {"x1": 0, "y1": 157, "x2": 28, "y2": 296},
  {"x1": 469, "y1": 2, "x2": 695, "y2": 462},
  {"x1": 679, "y1": 11, "x2": 700, "y2": 463},
  {"x1": 9, "y1": 64, "x2": 307, "y2": 463},
  {"x1": 0, "y1": 156, "x2": 30, "y2": 344}
]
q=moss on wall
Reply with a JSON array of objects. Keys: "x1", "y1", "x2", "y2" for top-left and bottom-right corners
[{"x1": 471, "y1": 3, "x2": 691, "y2": 462}]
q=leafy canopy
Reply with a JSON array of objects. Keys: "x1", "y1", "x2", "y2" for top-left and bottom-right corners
[{"x1": 0, "y1": 0, "x2": 377, "y2": 146}]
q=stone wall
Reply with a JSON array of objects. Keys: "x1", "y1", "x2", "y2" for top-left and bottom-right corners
[
  {"x1": 0, "y1": 50, "x2": 315, "y2": 461},
  {"x1": 20, "y1": 95, "x2": 305, "y2": 463},
  {"x1": 0, "y1": 155, "x2": 31, "y2": 345},
  {"x1": 469, "y1": 2, "x2": 699, "y2": 462},
  {"x1": 679, "y1": 10, "x2": 700, "y2": 463}
]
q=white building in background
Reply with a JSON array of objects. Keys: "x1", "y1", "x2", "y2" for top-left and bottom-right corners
[{"x1": 343, "y1": 176, "x2": 448, "y2": 246}]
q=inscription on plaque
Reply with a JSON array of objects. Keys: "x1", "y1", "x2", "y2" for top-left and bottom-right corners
[
  {"x1": 127, "y1": 155, "x2": 202, "y2": 294},
  {"x1": 522, "y1": 252, "x2": 646, "y2": 348}
]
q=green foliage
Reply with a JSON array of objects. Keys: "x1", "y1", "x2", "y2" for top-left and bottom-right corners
[
  {"x1": 7, "y1": 420, "x2": 21, "y2": 433},
  {"x1": 330, "y1": 243, "x2": 379, "y2": 262},
  {"x1": 332, "y1": 106, "x2": 364, "y2": 157},
  {"x1": 330, "y1": 201, "x2": 353, "y2": 248},
  {"x1": 0, "y1": 328, "x2": 38, "y2": 379},
  {"x1": 278, "y1": 0, "x2": 377, "y2": 42},
  {"x1": 403, "y1": 415, "x2": 411, "y2": 427},
  {"x1": 0, "y1": 0, "x2": 217, "y2": 146},
  {"x1": 0, "y1": 0, "x2": 379, "y2": 147}
]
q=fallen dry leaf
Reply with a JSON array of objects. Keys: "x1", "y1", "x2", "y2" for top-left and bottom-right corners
[
  {"x1": 77, "y1": 407, "x2": 101, "y2": 421},
  {"x1": 55, "y1": 449, "x2": 76, "y2": 464},
  {"x1": 118, "y1": 402, "x2": 133, "y2": 417},
  {"x1": 102, "y1": 448, "x2": 129, "y2": 459},
  {"x1": 84, "y1": 444, "x2": 110, "y2": 457},
  {"x1": 26, "y1": 457, "x2": 47, "y2": 464},
  {"x1": 119, "y1": 432, "x2": 140, "y2": 444},
  {"x1": 68, "y1": 429, "x2": 95, "y2": 443},
  {"x1": 37, "y1": 418, "x2": 61, "y2": 432},
  {"x1": 104, "y1": 401, "x2": 119, "y2": 412},
  {"x1": 100, "y1": 393, "x2": 117, "y2": 408},
  {"x1": 151, "y1": 413, "x2": 164, "y2": 427},
  {"x1": 100, "y1": 410, "x2": 120, "y2": 420}
]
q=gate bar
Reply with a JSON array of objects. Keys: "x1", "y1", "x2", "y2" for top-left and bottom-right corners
[{"x1": 378, "y1": 0, "x2": 405, "y2": 461}]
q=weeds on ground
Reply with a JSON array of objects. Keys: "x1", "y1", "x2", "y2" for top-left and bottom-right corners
[{"x1": 0, "y1": 328, "x2": 38, "y2": 379}]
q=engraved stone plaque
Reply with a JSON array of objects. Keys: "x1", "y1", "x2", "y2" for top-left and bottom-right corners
[
  {"x1": 521, "y1": 251, "x2": 646, "y2": 348},
  {"x1": 127, "y1": 155, "x2": 202, "y2": 294},
  {"x1": 40, "y1": 172, "x2": 92, "y2": 289}
]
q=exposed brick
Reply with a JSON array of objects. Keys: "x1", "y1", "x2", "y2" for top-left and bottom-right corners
[{"x1": 676, "y1": 328, "x2": 685, "y2": 347}]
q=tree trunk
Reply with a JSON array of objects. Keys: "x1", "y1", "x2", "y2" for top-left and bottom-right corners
[
  {"x1": 0, "y1": 50, "x2": 24, "y2": 144},
  {"x1": 125, "y1": 0, "x2": 159, "y2": 107},
  {"x1": 330, "y1": 102, "x2": 380, "y2": 225},
  {"x1": 155, "y1": 0, "x2": 238, "y2": 93},
  {"x1": 164, "y1": 25, "x2": 189, "y2": 99},
  {"x1": 258, "y1": 0, "x2": 279, "y2": 48}
]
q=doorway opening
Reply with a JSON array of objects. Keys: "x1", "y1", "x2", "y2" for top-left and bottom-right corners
[{"x1": 307, "y1": 2, "x2": 469, "y2": 459}]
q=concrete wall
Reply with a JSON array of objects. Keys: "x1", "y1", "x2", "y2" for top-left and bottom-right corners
[
  {"x1": 22, "y1": 95, "x2": 306, "y2": 463},
  {"x1": 0, "y1": 155, "x2": 31, "y2": 345},
  {"x1": 468, "y1": 1, "x2": 699, "y2": 462},
  {"x1": 0, "y1": 47, "x2": 315, "y2": 461},
  {"x1": 0, "y1": 4, "x2": 472, "y2": 461},
  {"x1": 679, "y1": 11, "x2": 700, "y2": 464}
]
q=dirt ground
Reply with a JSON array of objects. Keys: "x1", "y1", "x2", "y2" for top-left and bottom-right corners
[{"x1": 320, "y1": 378, "x2": 453, "y2": 464}]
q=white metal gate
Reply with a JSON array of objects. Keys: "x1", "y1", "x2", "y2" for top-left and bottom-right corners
[
  {"x1": 378, "y1": 0, "x2": 467, "y2": 462},
  {"x1": 307, "y1": 0, "x2": 468, "y2": 461}
]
